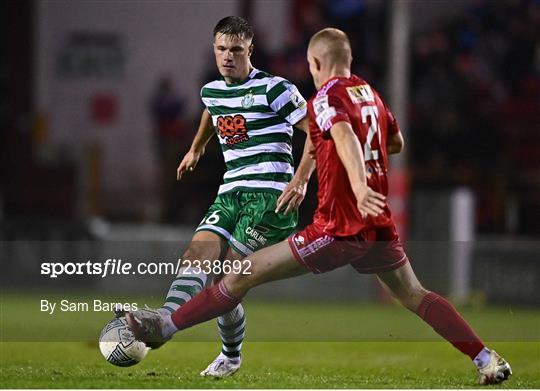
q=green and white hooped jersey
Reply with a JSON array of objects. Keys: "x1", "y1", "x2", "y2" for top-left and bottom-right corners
[{"x1": 201, "y1": 68, "x2": 307, "y2": 195}]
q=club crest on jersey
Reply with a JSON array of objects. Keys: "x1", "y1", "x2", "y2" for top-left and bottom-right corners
[
  {"x1": 241, "y1": 92, "x2": 255, "y2": 108},
  {"x1": 347, "y1": 84, "x2": 375, "y2": 104},
  {"x1": 217, "y1": 114, "x2": 249, "y2": 145}
]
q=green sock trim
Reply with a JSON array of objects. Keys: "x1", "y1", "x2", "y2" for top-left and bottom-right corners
[
  {"x1": 222, "y1": 349, "x2": 241, "y2": 358},
  {"x1": 161, "y1": 306, "x2": 175, "y2": 313},
  {"x1": 172, "y1": 284, "x2": 200, "y2": 297},
  {"x1": 173, "y1": 276, "x2": 205, "y2": 287},
  {"x1": 222, "y1": 340, "x2": 243, "y2": 348},
  {"x1": 164, "y1": 296, "x2": 187, "y2": 306},
  {"x1": 218, "y1": 316, "x2": 245, "y2": 331},
  {"x1": 222, "y1": 327, "x2": 245, "y2": 340}
]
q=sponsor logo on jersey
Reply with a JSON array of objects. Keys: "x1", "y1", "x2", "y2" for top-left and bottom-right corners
[
  {"x1": 290, "y1": 90, "x2": 307, "y2": 109},
  {"x1": 316, "y1": 108, "x2": 337, "y2": 131},
  {"x1": 313, "y1": 95, "x2": 328, "y2": 115},
  {"x1": 346, "y1": 84, "x2": 375, "y2": 104},
  {"x1": 247, "y1": 238, "x2": 258, "y2": 248},
  {"x1": 241, "y1": 92, "x2": 255, "y2": 108},
  {"x1": 313, "y1": 96, "x2": 336, "y2": 131},
  {"x1": 245, "y1": 226, "x2": 267, "y2": 246},
  {"x1": 217, "y1": 114, "x2": 249, "y2": 145}
]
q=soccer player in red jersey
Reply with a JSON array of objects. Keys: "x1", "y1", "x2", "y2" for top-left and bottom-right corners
[{"x1": 128, "y1": 28, "x2": 511, "y2": 385}]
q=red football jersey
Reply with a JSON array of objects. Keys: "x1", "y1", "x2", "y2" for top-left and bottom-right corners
[{"x1": 308, "y1": 75, "x2": 400, "y2": 236}]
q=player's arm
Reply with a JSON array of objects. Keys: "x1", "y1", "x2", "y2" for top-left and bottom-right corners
[
  {"x1": 276, "y1": 126, "x2": 316, "y2": 214},
  {"x1": 387, "y1": 131, "x2": 404, "y2": 155},
  {"x1": 385, "y1": 105, "x2": 404, "y2": 155},
  {"x1": 177, "y1": 109, "x2": 214, "y2": 180},
  {"x1": 330, "y1": 121, "x2": 386, "y2": 217},
  {"x1": 293, "y1": 116, "x2": 316, "y2": 158},
  {"x1": 268, "y1": 80, "x2": 314, "y2": 213},
  {"x1": 275, "y1": 117, "x2": 316, "y2": 214}
]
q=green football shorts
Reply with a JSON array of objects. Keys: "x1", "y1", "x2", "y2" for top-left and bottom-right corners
[{"x1": 195, "y1": 191, "x2": 298, "y2": 256}]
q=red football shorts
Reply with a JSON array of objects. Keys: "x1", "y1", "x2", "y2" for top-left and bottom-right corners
[{"x1": 288, "y1": 223, "x2": 408, "y2": 274}]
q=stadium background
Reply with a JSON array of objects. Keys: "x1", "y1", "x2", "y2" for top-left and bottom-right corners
[{"x1": 1, "y1": 0, "x2": 539, "y2": 388}]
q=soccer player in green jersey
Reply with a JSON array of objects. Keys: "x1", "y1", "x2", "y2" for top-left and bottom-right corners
[{"x1": 161, "y1": 16, "x2": 314, "y2": 377}]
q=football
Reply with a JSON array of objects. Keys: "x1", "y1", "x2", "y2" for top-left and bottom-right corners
[{"x1": 99, "y1": 317, "x2": 149, "y2": 367}]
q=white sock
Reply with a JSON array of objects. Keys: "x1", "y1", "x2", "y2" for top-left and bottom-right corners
[
  {"x1": 473, "y1": 347, "x2": 492, "y2": 369},
  {"x1": 161, "y1": 314, "x2": 178, "y2": 339},
  {"x1": 217, "y1": 304, "x2": 245, "y2": 359}
]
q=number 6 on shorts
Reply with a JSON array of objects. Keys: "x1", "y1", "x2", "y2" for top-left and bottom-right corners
[{"x1": 205, "y1": 210, "x2": 220, "y2": 225}]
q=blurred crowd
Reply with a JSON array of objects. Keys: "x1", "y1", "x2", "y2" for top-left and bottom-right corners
[
  {"x1": 409, "y1": 0, "x2": 540, "y2": 234},
  {"x1": 3, "y1": 0, "x2": 539, "y2": 237},
  {"x1": 202, "y1": 0, "x2": 539, "y2": 235},
  {"x1": 189, "y1": 0, "x2": 539, "y2": 234}
]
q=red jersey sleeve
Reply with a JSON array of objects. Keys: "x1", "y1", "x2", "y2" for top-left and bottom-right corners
[
  {"x1": 312, "y1": 92, "x2": 350, "y2": 140},
  {"x1": 379, "y1": 97, "x2": 400, "y2": 135},
  {"x1": 372, "y1": 86, "x2": 400, "y2": 136},
  {"x1": 386, "y1": 109, "x2": 400, "y2": 135}
]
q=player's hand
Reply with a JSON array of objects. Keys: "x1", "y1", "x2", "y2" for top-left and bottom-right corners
[
  {"x1": 177, "y1": 149, "x2": 203, "y2": 180},
  {"x1": 275, "y1": 178, "x2": 308, "y2": 215},
  {"x1": 356, "y1": 186, "x2": 386, "y2": 218}
]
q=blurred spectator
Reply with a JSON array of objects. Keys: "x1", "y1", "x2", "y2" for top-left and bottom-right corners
[
  {"x1": 409, "y1": 0, "x2": 540, "y2": 234},
  {"x1": 149, "y1": 76, "x2": 187, "y2": 222},
  {"x1": 150, "y1": 76, "x2": 186, "y2": 157}
]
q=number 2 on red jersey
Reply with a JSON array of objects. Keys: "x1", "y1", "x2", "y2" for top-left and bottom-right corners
[{"x1": 361, "y1": 105, "x2": 381, "y2": 162}]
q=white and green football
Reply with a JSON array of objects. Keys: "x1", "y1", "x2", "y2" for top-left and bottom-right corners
[{"x1": 99, "y1": 317, "x2": 149, "y2": 367}]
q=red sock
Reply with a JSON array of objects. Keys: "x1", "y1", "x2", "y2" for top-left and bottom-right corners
[
  {"x1": 171, "y1": 281, "x2": 241, "y2": 330},
  {"x1": 416, "y1": 292, "x2": 485, "y2": 359}
]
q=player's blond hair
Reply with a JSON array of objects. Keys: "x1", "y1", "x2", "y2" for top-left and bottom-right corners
[{"x1": 309, "y1": 28, "x2": 352, "y2": 67}]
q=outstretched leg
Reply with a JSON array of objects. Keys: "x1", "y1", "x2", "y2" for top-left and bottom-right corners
[
  {"x1": 127, "y1": 240, "x2": 306, "y2": 344},
  {"x1": 170, "y1": 240, "x2": 307, "y2": 330},
  {"x1": 377, "y1": 262, "x2": 511, "y2": 384}
]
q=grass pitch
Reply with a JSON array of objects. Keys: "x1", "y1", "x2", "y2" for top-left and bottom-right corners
[
  {"x1": 1, "y1": 341, "x2": 538, "y2": 388},
  {"x1": 1, "y1": 295, "x2": 539, "y2": 388}
]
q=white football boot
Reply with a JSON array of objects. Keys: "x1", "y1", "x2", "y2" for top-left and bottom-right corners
[
  {"x1": 478, "y1": 350, "x2": 512, "y2": 385},
  {"x1": 200, "y1": 352, "x2": 242, "y2": 378}
]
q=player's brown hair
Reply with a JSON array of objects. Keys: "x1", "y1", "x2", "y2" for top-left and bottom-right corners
[
  {"x1": 213, "y1": 16, "x2": 254, "y2": 41},
  {"x1": 309, "y1": 28, "x2": 352, "y2": 66}
]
